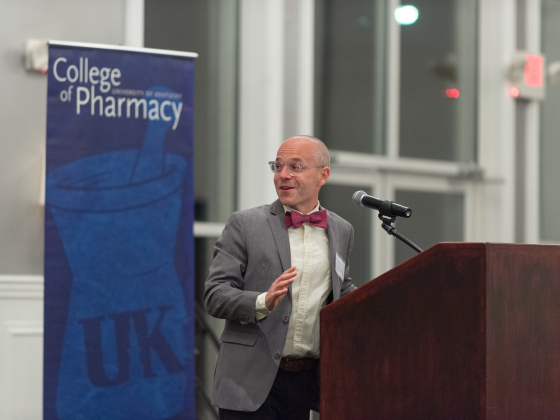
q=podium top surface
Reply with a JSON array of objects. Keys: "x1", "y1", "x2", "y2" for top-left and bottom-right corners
[{"x1": 324, "y1": 242, "x2": 560, "y2": 315}]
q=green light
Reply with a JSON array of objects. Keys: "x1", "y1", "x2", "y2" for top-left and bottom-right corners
[{"x1": 394, "y1": 5, "x2": 419, "y2": 25}]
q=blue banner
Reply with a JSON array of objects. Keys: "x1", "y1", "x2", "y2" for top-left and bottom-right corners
[{"x1": 44, "y1": 43, "x2": 196, "y2": 420}]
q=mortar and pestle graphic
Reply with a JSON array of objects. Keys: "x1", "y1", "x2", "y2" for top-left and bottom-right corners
[{"x1": 47, "y1": 87, "x2": 190, "y2": 419}]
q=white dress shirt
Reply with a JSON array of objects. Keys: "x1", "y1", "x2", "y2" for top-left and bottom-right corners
[{"x1": 255, "y1": 203, "x2": 332, "y2": 358}]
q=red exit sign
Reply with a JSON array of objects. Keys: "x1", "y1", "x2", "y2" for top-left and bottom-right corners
[
  {"x1": 510, "y1": 51, "x2": 546, "y2": 101},
  {"x1": 525, "y1": 54, "x2": 544, "y2": 88}
]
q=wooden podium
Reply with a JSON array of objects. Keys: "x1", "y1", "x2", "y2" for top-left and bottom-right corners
[{"x1": 320, "y1": 243, "x2": 560, "y2": 420}]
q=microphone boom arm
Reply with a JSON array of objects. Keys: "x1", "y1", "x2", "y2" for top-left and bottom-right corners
[{"x1": 378, "y1": 213, "x2": 423, "y2": 254}]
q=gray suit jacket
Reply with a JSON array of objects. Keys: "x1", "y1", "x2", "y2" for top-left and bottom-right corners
[{"x1": 204, "y1": 199, "x2": 356, "y2": 412}]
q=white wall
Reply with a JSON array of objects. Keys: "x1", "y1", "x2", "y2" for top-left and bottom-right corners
[
  {"x1": 0, "y1": 1, "x2": 127, "y2": 418},
  {"x1": 0, "y1": 0, "x2": 126, "y2": 275},
  {"x1": 0, "y1": 275, "x2": 44, "y2": 420},
  {"x1": 237, "y1": 0, "x2": 315, "y2": 210}
]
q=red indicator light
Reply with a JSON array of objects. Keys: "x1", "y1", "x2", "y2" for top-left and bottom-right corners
[
  {"x1": 524, "y1": 54, "x2": 543, "y2": 88},
  {"x1": 41, "y1": 68, "x2": 48, "y2": 74},
  {"x1": 510, "y1": 87, "x2": 520, "y2": 98},
  {"x1": 445, "y1": 88, "x2": 460, "y2": 98}
]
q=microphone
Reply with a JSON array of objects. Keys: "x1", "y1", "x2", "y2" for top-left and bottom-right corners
[{"x1": 352, "y1": 190, "x2": 412, "y2": 218}]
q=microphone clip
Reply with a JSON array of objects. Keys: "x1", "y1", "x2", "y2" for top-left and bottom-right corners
[{"x1": 378, "y1": 200, "x2": 396, "y2": 219}]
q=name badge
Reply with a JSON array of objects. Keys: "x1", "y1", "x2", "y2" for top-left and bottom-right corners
[{"x1": 336, "y1": 252, "x2": 345, "y2": 281}]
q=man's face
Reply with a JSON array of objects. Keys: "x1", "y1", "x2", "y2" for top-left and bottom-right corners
[{"x1": 274, "y1": 138, "x2": 330, "y2": 214}]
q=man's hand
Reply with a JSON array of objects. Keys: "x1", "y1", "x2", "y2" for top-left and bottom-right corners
[{"x1": 265, "y1": 266, "x2": 297, "y2": 311}]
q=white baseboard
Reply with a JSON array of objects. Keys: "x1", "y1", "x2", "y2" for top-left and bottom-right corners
[{"x1": 0, "y1": 275, "x2": 44, "y2": 300}]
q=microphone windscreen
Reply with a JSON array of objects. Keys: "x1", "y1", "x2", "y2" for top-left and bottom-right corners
[{"x1": 352, "y1": 190, "x2": 367, "y2": 207}]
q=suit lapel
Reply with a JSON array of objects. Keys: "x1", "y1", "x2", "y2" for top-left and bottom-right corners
[
  {"x1": 325, "y1": 209, "x2": 341, "y2": 301},
  {"x1": 267, "y1": 200, "x2": 292, "y2": 302},
  {"x1": 267, "y1": 200, "x2": 291, "y2": 272}
]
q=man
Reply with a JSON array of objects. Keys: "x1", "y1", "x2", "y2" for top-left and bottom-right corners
[{"x1": 204, "y1": 135, "x2": 357, "y2": 419}]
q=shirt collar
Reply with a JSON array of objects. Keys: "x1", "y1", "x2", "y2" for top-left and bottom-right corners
[{"x1": 283, "y1": 201, "x2": 321, "y2": 216}]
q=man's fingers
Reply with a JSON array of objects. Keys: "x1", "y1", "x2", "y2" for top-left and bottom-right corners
[
  {"x1": 268, "y1": 286, "x2": 290, "y2": 304},
  {"x1": 280, "y1": 266, "x2": 296, "y2": 277},
  {"x1": 270, "y1": 281, "x2": 293, "y2": 295},
  {"x1": 279, "y1": 268, "x2": 296, "y2": 278},
  {"x1": 266, "y1": 267, "x2": 297, "y2": 310},
  {"x1": 269, "y1": 291, "x2": 286, "y2": 301},
  {"x1": 277, "y1": 277, "x2": 294, "y2": 286},
  {"x1": 278, "y1": 271, "x2": 297, "y2": 282},
  {"x1": 271, "y1": 285, "x2": 290, "y2": 296},
  {"x1": 272, "y1": 273, "x2": 297, "y2": 286}
]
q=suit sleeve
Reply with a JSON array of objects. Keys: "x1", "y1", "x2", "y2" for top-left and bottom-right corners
[
  {"x1": 341, "y1": 225, "x2": 357, "y2": 297},
  {"x1": 204, "y1": 212, "x2": 261, "y2": 323}
]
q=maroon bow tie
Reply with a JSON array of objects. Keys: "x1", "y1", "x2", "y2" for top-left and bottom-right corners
[{"x1": 285, "y1": 210, "x2": 328, "y2": 229}]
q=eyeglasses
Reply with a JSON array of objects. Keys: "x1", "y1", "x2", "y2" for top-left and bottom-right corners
[{"x1": 268, "y1": 161, "x2": 324, "y2": 176}]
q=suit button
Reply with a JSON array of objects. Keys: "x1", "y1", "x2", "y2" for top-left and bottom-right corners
[
  {"x1": 282, "y1": 315, "x2": 289, "y2": 323},
  {"x1": 274, "y1": 351, "x2": 281, "y2": 359}
]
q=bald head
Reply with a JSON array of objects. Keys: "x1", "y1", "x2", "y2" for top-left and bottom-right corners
[
  {"x1": 275, "y1": 135, "x2": 331, "y2": 214},
  {"x1": 283, "y1": 135, "x2": 330, "y2": 168}
]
